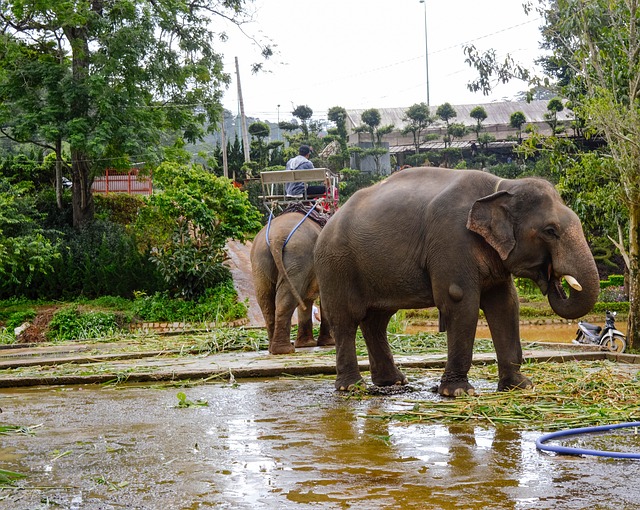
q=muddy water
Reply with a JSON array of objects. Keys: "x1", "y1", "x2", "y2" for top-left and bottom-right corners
[
  {"x1": 2, "y1": 378, "x2": 639, "y2": 509},
  {"x1": 406, "y1": 322, "x2": 628, "y2": 344}
]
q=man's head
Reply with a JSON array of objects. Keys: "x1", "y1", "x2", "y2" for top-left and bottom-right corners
[{"x1": 299, "y1": 145, "x2": 312, "y2": 157}]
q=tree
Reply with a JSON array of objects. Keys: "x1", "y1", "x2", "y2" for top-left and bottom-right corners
[
  {"x1": 465, "y1": 0, "x2": 640, "y2": 350},
  {"x1": 469, "y1": 106, "x2": 488, "y2": 140},
  {"x1": 436, "y1": 103, "x2": 457, "y2": 148},
  {"x1": 327, "y1": 106, "x2": 349, "y2": 168},
  {"x1": 0, "y1": 1, "x2": 269, "y2": 228},
  {"x1": 402, "y1": 103, "x2": 433, "y2": 154},
  {"x1": 136, "y1": 162, "x2": 262, "y2": 298},
  {"x1": 292, "y1": 105, "x2": 314, "y2": 141},
  {"x1": 510, "y1": 111, "x2": 527, "y2": 143},
  {"x1": 545, "y1": 98, "x2": 565, "y2": 134},
  {"x1": 0, "y1": 177, "x2": 60, "y2": 295},
  {"x1": 354, "y1": 108, "x2": 394, "y2": 174},
  {"x1": 248, "y1": 121, "x2": 271, "y2": 167}
]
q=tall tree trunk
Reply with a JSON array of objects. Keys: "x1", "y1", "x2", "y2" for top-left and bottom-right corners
[
  {"x1": 66, "y1": 25, "x2": 94, "y2": 228},
  {"x1": 71, "y1": 150, "x2": 94, "y2": 228},
  {"x1": 55, "y1": 138, "x2": 63, "y2": 210},
  {"x1": 627, "y1": 202, "x2": 640, "y2": 350}
]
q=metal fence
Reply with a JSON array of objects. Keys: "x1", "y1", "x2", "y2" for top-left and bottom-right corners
[{"x1": 91, "y1": 169, "x2": 152, "y2": 195}]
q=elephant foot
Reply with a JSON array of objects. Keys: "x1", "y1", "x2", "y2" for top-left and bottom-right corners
[
  {"x1": 269, "y1": 341, "x2": 295, "y2": 355},
  {"x1": 316, "y1": 335, "x2": 335, "y2": 346},
  {"x1": 438, "y1": 376, "x2": 476, "y2": 397},
  {"x1": 371, "y1": 367, "x2": 408, "y2": 387},
  {"x1": 334, "y1": 370, "x2": 364, "y2": 392},
  {"x1": 497, "y1": 372, "x2": 533, "y2": 391},
  {"x1": 294, "y1": 337, "x2": 317, "y2": 348}
]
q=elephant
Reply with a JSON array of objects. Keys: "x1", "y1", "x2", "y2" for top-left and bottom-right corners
[
  {"x1": 314, "y1": 167, "x2": 599, "y2": 396},
  {"x1": 251, "y1": 211, "x2": 334, "y2": 354}
]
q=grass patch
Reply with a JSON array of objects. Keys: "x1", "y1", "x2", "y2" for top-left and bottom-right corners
[{"x1": 369, "y1": 360, "x2": 640, "y2": 431}]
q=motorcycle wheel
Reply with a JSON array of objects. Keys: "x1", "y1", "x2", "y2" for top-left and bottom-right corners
[{"x1": 601, "y1": 333, "x2": 626, "y2": 353}]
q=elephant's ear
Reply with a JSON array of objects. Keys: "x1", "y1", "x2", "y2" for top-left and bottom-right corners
[{"x1": 466, "y1": 191, "x2": 515, "y2": 260}]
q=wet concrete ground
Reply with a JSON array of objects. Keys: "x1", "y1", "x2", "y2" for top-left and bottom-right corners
[
  {"x1": 1, "y1": 341, "x2": 640, "y2": 509},
  {"x1": 3, "y1": 375, "x2": 640, "y2": 510}
]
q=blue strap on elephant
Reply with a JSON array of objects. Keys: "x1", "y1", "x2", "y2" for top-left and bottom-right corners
[{"x1": 266, "y1": 206, "x2": 315, "y2": 249}]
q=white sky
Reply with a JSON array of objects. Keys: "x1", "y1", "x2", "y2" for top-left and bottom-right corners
[{"x1": 221, "y1": 0, "x2": 544, "y2": 123}]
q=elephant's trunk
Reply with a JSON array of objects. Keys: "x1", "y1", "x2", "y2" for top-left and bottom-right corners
[{"x1": 547, "y1": 235, "x2": 600, "y2": 320}]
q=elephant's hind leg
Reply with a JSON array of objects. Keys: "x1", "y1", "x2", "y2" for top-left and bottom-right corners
[
  {"x1": 360, "y1": 310, "x2": 408, "y2": 387},
  {"x1": 294, "y1": 300, "x2": 317, "y2": 348},
  {"x1": 270, "y1": 286, "x2": 296, "y2": 355},
  {"x1": 317, "y1": 312, "x2": 335, "y2": 346}
]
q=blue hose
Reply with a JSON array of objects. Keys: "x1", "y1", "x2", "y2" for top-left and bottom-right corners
[{"x1": 536, "y1": 421, "x2": 640, "y2": 459}]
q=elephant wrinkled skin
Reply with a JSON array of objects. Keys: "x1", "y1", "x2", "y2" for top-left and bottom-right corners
[
  {"x1": 314, "y1": 167, "x2": 599, "y2": 396},
  {"x1": 251, "y1": 212, "x2": 333, "y2": 354}
]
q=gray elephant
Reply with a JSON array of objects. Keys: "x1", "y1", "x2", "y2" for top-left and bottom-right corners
[
  {"x1": 314, "y1": 167, "x2": 599, "y2": 396},
  {"x1": 251, "y1": 211, "x2": 334, "y2": 354}
]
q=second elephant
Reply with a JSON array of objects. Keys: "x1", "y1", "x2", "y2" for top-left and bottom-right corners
[{"x1": 251, "y1": 211, "x2": 333, "y2": 354}]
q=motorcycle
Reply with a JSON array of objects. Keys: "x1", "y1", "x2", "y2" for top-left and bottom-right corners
[{"x1": 572, "y1": 310, "x2": 627, "y2": 353}]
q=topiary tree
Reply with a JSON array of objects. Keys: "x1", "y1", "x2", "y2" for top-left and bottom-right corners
[
  {"x1": 545, "y1": 98, "x2": 565, "y2": 134},
  {"x1": 354, "y1": 108, "x2": 394, "y2": 174},
  {"x1": 402, "y1": 102, "x2": 433, "y2": 154},
  {"x1": 510, "y1": 111, "x2": 527, "y2": 143},
  {"x1": 436, "y1": 102, "x2": 458, "y2": 147},
  {"x1": 248, "y1": 121, "x2": 271, "y2": 168},
  {"x1": 470, "y1": 106, "x2": 488, "y2": 140}
]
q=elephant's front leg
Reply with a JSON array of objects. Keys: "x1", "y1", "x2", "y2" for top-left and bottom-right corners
[
  {"x1": 360, "y1": 310, "x2": 407, "y2": 387},
  {"x1": 438, "y1": 290, "x2": 481, "y2": 397},
  {"x1": 481, "y1": 282, "x2": 532, "y2": 391}
]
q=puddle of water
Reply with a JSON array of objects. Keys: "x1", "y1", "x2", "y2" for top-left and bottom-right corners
[{"x1": 1, "y1": 378, "x2": 638, "y2": 509}]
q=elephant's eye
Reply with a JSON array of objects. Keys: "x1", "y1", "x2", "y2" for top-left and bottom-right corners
[{"x1": 543, "y1": 227, "x2": 558, "y2": 238}]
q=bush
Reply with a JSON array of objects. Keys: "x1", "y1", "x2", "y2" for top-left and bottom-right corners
[
  {"x1": 135, "y1": 162, "x2": 262, "y2": 299},
  {"x1": 27, "y1": 220, "x2": 165, "y2": 300},
  {"x1": 94, "y1": 194, "x2": 145, "y2": 225},
  {"x1": 5, "y1": 309, "x2": 36, "y2": 330},
  {"x1": 593, "y1": 301, "x2": 629, "y2": 314},
  {"x1": 47, "y1": 306, "x2": 127, "y2": 341},
  {"x1": 132, "y1": 281, "x2": 246, "y2": 323},
  {"x1": 600, "y1": 275, "x2": 625, "y2": 289}
]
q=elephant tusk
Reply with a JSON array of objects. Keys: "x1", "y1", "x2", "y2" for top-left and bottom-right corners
[{"x1": 564, "y1": 275, "x2": 583, "y2": 292}]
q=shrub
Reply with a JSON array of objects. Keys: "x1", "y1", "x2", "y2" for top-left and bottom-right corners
[
  {"x1": 5, "y1": 309, "x2": 36, "y2": 331},
  {"x1": 132, "y1": 281, "x2": 246, "y2": 323},
  {"x1": 47, "y1": 306, "x2": 127, "y2": 341},
  {"x1": 592, "y1": 301, "x2": 629, "y2": 314},
  {"x1": 135, "y1": 162, "x2": 261, "y2": 299},
  {"x1": 29, "y1": 220, "x2": 164, "y2": 300}
]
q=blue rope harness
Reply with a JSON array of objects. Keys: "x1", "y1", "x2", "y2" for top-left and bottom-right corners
[{"x1": 266, "y1": 206, "x2": 316, "y2": 248}]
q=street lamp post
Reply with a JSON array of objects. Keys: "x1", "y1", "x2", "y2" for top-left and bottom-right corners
[
  {"x1": 277, "y1": 104, "x2": 281, "y2": 141},
  {"x1": 419, "y1": 0, "x2": 430, "y2": 106}
]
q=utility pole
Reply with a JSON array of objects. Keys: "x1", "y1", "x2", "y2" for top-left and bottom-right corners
[
  {"x1": 235, "y1": 57, "x2": 251, "y2": 165},
  {"x1": 220, "y1": 115, "x2": 229, "y2": 179},
  {"x1": 419, "y1": 0, "x2": 430, "y2": 106}
]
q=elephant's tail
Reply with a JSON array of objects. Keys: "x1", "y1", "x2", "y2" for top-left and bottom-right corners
[{"x1": 268, "y1": 236, "x2": 307, "y2": 311}]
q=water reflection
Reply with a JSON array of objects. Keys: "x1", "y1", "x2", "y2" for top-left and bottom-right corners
[{"x1": 2, "y1": 380, "x2": 640, "y2": 509}]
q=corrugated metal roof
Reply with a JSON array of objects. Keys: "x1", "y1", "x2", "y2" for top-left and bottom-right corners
[
  {"x1": 388, "y1": 140, "x2": 517, "y2": 154},
  {"x1": 346, "y1": 100, "x2": 573, "y2": 132}
]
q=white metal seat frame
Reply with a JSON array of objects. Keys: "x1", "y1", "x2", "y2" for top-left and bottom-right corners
[{"x1": 259, "y1": 168, "x2": 339, "y2": 214}]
